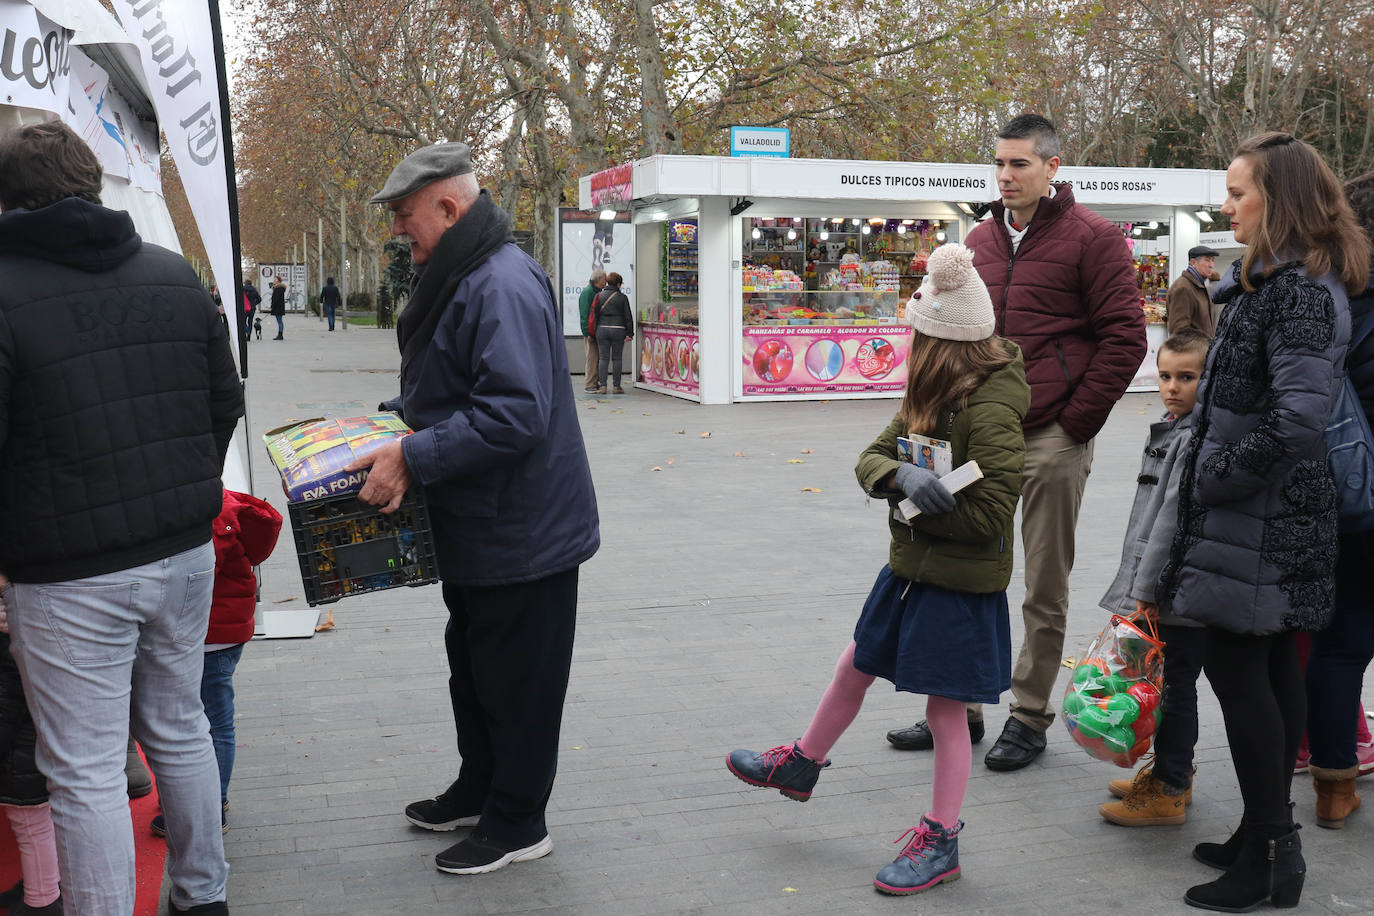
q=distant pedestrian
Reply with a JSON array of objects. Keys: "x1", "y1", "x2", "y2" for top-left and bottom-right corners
[
  {"x1": 320, "y1": 276, "x2": 342, "y2": 331},
  {"x1": 726, "y1": 244, "x2": 1028, "y2": 897},
  {"x1": 1167, "y1": 132, "x2": 1368, "y2": 912},
  {"x1": 579, "y1": 269, "x2": 607, "y2": 391},
  {"x1": 243, "y1": 279, "x2": 261, "y2": 343},
  {"x1": 592, "y1": 272, "x2": 633, "y2": 394},
  {"x1": 270, "y1": 276, "x2": 285, "y2": 339},
  {"x1": 1166, "y1": 245, "x2": 1221, "y2": 336}
]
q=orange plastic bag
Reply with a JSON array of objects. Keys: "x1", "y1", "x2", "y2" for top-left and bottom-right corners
[{"x1": 1061, "y1": 610, "x2": 1165, "y2": 767}]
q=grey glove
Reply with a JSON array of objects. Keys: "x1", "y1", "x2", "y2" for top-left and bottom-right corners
[{"x1": 893, "y1": 463, "x2": 956, "y2": 515}]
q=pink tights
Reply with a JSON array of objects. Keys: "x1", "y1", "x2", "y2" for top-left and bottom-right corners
[
  {"x1": 2, "y1": 802, "x2": 60, "y2": 907},
  {"x1": 796, "y1": 641, "x2": 972, "y2": 829}
]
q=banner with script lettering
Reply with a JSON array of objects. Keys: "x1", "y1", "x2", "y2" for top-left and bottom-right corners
[
  {"x1": 109, "y1": 0, "x2": 233, "y2": 298},
  {"x1": 0, "y1": 0, "x2": 72, "y2": 117}
]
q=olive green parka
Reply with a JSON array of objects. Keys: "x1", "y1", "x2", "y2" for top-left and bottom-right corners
[{"x1": 854, "y1": 340, "x2": 1029, "y2": 594}]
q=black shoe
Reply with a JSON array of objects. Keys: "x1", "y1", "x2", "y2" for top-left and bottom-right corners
[
  {"x1": 1194, "y1": 826, "x2": 1245, "y2": 870},
  {"x1": 273, "y1": 335, "x2": 283, "y2": 340},
  {"x1": 8, "y1": 896, "x2": 62, "y2": 915},
  {"x1": 0, "y1": 880, "x2": 24, "y2": 907},
  {"x1": 886, "y1": 718, "x2": 986, "y2": 751},
  {"x1": 404, "y1": 795, "x2": 481, "y2": 832},
  {"x1": 984, "y1": 718, "x2": 1047, "y2": 771},
  {"x1": 1185, "y1": 826, "x2": 1305, "y2": 911},
  {"x1": 168, "y1": 901, "x2": 228, "y2": 914},
  {"x1": 434, "y1": 832, "x2": 552, "y2": 875}
]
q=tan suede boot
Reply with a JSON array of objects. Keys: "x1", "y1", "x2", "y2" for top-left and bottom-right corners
[
  {"x1": 1100, "y1": 771, "x2": 1187, "y2": 826},
  {"x1": 1108, "y1": 763, "x2": 1193, "y2": 806},
  {"x1": 1312, "y1": 763, "x2": 1361, "y2": 829}
]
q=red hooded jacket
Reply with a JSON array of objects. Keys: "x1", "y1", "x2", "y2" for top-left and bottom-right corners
[
  {"x1": 965, "y1": 183, "x2": 1146, "y2": 442},
  {"x1": 207, "y1": 490, "x2": 283, "y2": 644}
]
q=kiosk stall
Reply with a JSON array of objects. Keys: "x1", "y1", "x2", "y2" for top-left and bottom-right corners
[{"x1": 576, "y1": 156, "x2": 1229, "y2": 404}]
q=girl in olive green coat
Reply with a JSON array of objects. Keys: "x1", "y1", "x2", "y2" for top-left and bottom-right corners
[{"x1": 727, "y1": 245, "x2": 1028, "y2": 897}]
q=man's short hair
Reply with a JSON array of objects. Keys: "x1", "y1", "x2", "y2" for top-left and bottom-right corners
[
  {"x1": 997, "y1": 114, "x2": 1061, "y2": 162},
  {"x1": 1345, "y1": 171, "x2": 1374, "y2": 237},
  {"x1": 1160, "y1": 327, "x2": 1211, "y2": 360},
  {"x1": 590, "y1": 270, "x2": 607, "y2": 283},
  {"x1": 0, "y1": 121, "x2": 103, "y2": 211}
]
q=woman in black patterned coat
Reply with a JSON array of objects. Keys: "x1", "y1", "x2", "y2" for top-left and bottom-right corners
[{"x1": 1164, "y1": 134, "x2": 1369, "y2": 913}]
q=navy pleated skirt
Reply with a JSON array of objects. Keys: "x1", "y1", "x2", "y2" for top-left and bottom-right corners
[{"x1": 851, "y1": 565, "x2": 1012, "y2": 704}]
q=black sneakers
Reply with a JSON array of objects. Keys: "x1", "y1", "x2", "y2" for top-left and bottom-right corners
[
  {"x1": 434, "y1": 832, "x2": 553, "y2": 875},
  {"x1": 403, "y1": 796, "x2": 481, "y2": 832},
  {"x1": 169, "y1": 901, "x2": 228, "y2": 914}
]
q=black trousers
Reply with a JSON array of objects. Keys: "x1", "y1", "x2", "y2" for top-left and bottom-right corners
[
  {"x1": 1152, "y1": 623, "x2": 1207, "y2": 789},
  {"x1": 1204, "y1": 627, "x2": 1305, "y2": 832},
  {"x1": 438, "y1": 567, "x2": 578, "y2": 845}
]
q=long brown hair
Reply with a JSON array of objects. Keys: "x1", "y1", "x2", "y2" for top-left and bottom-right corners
[
  {"x1": 1234, "y1": 133, "x2": 1368, "y2": 294},
  {"x1": 898, "y1": 331, "x2": 1015, "y2": 435}
]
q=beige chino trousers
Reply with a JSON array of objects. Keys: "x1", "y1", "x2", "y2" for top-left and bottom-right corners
[
  {"x1": 584, "y1": 335, "x2": 600, "y2": 389},
  {"x1": 967, "y1": 421, "x2": 1094, "y2": 732}
]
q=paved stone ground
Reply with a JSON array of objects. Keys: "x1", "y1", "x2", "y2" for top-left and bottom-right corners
[{"x1": 200, "y1": 314, "x2": 1374, "y2": 915}]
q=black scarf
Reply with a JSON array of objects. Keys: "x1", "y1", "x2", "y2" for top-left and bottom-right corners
[{"x1": 397, "y1": 190, "x2": 512, "y2": 381}]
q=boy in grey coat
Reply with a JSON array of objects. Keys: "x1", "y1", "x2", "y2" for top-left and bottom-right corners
[{"x1": 1098, "y1": 329, "x2": 1210, "y2": 826}]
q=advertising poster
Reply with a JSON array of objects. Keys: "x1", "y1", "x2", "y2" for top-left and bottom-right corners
[
  {"x1": 741, "y1": 325, "x2": 910, "y2": 396},
  {"x1": 558, "y1": 208, "x2": 632, "y2": 337},
  {"x1": 257, "y1": 263, "x2": 309, "y2": 311},
  {"x1": 638, "y1": 323, "x2": 699, "y2": 397}
]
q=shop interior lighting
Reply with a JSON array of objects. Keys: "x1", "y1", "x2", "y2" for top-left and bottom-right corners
[
  {"x1": 831, "y1": 217, "x2": 844, "y2": 224},
  {"x1": 1133, "y1": 226, "x2": 1144, "y2": 236},
  {"x1": 1194, "y1": 210, "x2": 1211, "y2": 222},
  {"x1": 1148, "y1": 221, "x2": 1159, "y2": 230},
  {"x1": 935, "y1": 230, "x2": 947, "y2": 243},
  {"x1": 819, "y1": 230, "x2": 829, "y2": 240},
  {"x1": 730, "y1": 198, "x2": 755, "y2": 216},
  {"x1": 902, "y1": 219, "x2": 916, "y2": 225},
  {"x1": 598, "y1": 209, "x2": 616, "y2": 220},
  {"x1": 861, "y1": 225, "x2": 871, "y2": 235},
  {"x1": 787, "y1": 229, "x2": 797, "y2": 241},
  {"x1": 851, "y1": 218, "x2": 861, "y2": 226},
  {"x1": 751, "y1": 227, "x2": 761, "y2": 240},
  {"x1": 896, "y1": 225, "x2": 907, "y2": 234},
  {"x1": 792, "y1": 217, "x2": 802, "y2": 223}
]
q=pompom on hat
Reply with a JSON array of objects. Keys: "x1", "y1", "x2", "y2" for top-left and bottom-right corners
[{"x1": 905, "y1": 243, "x2": 995, "y2": 341}]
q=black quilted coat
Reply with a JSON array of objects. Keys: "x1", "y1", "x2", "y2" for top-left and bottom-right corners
[
  {"x1": 1165, "y1": 260, "x2": 1351, "y2": 635},
  {"x1": 0, "y1": 198, "x2": 244, "y2": 583}
]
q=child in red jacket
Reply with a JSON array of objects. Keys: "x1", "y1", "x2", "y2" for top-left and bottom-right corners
[{"x1": 153, "y1": 490, "x2": 282, "y2": 838}]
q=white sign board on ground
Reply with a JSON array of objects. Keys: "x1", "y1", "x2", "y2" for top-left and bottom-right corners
[{"x1": 257, "y1": 263, "x2": 309, "y2": 311}]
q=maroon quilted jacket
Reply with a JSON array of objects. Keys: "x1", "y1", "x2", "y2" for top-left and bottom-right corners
[{"x1": 965, "y1": 183, "x2": 1146, "y2": 441}]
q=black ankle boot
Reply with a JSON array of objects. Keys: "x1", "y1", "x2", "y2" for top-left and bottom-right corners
[
  {"x1": 1193, "y1": 827, "x2": 1244, "y2": 870},
  {"x1": 1185, "y1": 827, "x2": 1305, "y2": 911}
]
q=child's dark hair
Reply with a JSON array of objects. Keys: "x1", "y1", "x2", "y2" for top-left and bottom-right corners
[{"x1": 1160, "y1": 328, "x2": 1211, "y2": 361}]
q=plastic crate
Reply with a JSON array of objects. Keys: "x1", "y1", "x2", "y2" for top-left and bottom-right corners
[{"x1": 288, "y1": 490, "x2": 438, "y2": 606}]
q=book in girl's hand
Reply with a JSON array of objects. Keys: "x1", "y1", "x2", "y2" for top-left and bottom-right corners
[{"x1": 897, "y1": 434, "x2": 953, "y2": 476}]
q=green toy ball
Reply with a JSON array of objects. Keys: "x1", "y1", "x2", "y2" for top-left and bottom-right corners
[
  {"x1": 1076, "y1": 704, "x2": 1112, "y2": 738},
  {"x1": 1107, "y1": 693, "x2": 1141, "y2": 725},
  {"x1": 1100, "y1": 673, "x2": 1130, "y2": 696},
  {"x1": 1102, "y1": 724, "x2": 1134, "y2": 755},
  {"x1": 1064, "y1": 691, "x2": 1088, "y2": 717},
  {"x1": 1072, "y1": 664, "x2": 1102, "y2": 690}
]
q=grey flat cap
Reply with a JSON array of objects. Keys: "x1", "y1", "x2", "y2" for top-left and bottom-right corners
[
  {"x1": 1188, "y1": 244, "x2": 1220, "y2": 259},
  {"x1": 369, "y1": 142, "x2": 473, "y2": 204}
]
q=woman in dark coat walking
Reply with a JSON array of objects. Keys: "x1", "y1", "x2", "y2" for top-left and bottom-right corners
[
  {"x1": 269, "y1": 276, "x2": 286, "y2": 339},
  {"x1": 1165, "y1": 133, "x2": 1369, "y2": 912}
]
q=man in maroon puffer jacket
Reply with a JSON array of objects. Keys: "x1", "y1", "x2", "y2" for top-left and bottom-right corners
[{"x1": 886, "y1": 115, "x2": 1147, "y2": 771}]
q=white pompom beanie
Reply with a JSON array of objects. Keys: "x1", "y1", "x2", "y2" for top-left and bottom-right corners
[{"x1": 905, "y1": 243, "x2": 995, "y2": 341}]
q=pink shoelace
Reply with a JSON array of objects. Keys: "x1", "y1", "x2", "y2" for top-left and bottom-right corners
[
  {"x1": 893, "y1": 823, "x2": 938, "y2": 863},
  {"x1": 757, "y1": 744, "x2": 800, "y2": 777}
]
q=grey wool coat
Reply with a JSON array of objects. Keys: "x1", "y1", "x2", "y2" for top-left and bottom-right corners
[
  {"x1": 1164, "y1": 260, "x2": 1351, "y2": 635},
  {"x1": 1099, "y1": 411, "x2": 1199, "y2": 627}
]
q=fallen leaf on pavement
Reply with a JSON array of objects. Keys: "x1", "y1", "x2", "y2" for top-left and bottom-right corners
[
  {"x1": 801, "y1": 449, "x2": 814, "y2": 454},
  {"x1": 667, "y1": 458, "x2": 675, "y2": 465},
  {"x1": 651, "y1": 466, "x2": 663, "y2": 472},
  {"x1": 676, "y1": 429, "x2": 685, "y2": 435},
  {"x1": 788, "y1": 459, "x2": 805, "y2": 464},
  {"x1": 700, "y1": 431, "x2": 711, "y2": 438},
  {"x1": 734, "y1": 451, "x2": 747, "y2": 457},
  {"x1": 801, "y1": 487, "x2": 823, "y2": 493},
  {"x1": 314, "y1": 609, "x2": 335, "y2": 632}
]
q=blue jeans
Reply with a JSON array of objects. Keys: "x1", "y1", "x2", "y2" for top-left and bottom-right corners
[
  {"x1": 1307, "y1": 532, "x2": 1374, "y2": 769},
  {"x1": 274, "y1": 314, "x2": 284, "y2": 337},
  {"x1": 201, "y1": 644, "x2": 244, "y2": 802},
  {"x1": 326, "y1": 303, "x2": 336, "y2": 330},
  {"x1": 7, "y1": 542, "x2": 228, "y2": 914}
]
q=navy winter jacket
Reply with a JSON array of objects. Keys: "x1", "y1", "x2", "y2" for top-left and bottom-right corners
[
  {"x1": 394, "y1": 243, "x2": 599, "y2": 585},
  {"x1": 1350, "y1": 263, "x2": 1374, "y2": 425}
]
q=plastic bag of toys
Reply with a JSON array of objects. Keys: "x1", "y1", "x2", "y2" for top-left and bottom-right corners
[{"x1": 1061, "y1": 610, "x2": 1165, "y2": 767}]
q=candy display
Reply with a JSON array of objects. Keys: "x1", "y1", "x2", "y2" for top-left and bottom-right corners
[
  {"x1": 1062, "y1": 611, "x2": 1165, "y2": 767},
  {"x1": 664, "y1": 219, "x2": 699, "y2": 302}
]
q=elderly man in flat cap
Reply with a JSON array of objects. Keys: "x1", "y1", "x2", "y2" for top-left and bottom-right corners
[
  {"x1": 1165, "y1": 244, "x2": 1221, "y2": 337},
  {"x1": 348, "y1": 142, "x2": 599, "y2": 876}
]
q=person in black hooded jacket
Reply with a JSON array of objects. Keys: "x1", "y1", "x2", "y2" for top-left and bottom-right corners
[{"x1": 0, "y1": 122, "x2": 242, "y2": 915}]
